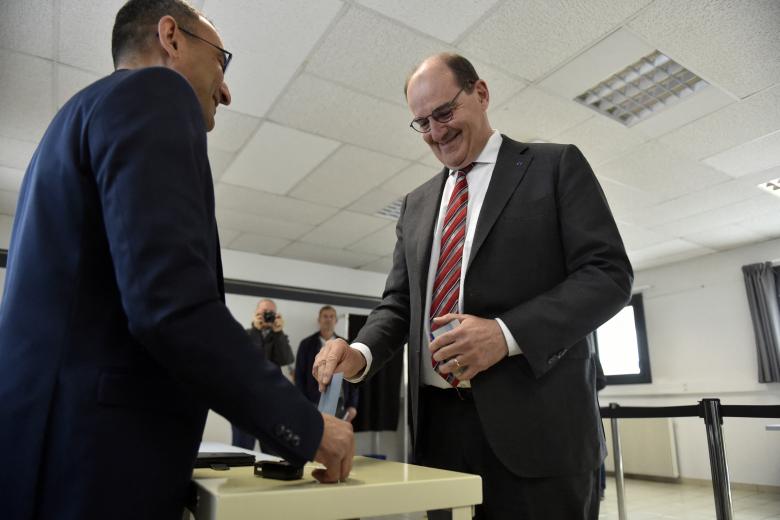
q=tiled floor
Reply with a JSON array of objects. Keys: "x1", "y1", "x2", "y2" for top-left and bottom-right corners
[
  {"x1": 599, "y1": 477, "x2": 780, "y2": 519},
  {"x1": 367, "y1": 477, "x2": 780, "y2": 519}
]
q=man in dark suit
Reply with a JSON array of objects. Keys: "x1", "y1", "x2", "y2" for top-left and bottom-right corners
[
  {"x1": 314, "y1": 53, "x2": 632, "y2": 519},
  {"x1": 232, "y1": 298, "x2": 295, "y2": 450},
  {"x1": 0, "y1": 1, "x2": 353, "y2": 518},
  {"x1": 295, "y1": 306, "x2": 358, "y2": 422}
]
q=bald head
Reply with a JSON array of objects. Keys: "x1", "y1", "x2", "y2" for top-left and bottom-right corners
[{"x1": 405, "y1": 53, "x2": 492, "y2": 170}]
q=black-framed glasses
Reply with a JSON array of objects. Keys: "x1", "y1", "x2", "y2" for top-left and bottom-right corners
[
  {"x1": 409, "y1": 84, "x2": 470, "y2": 133},
  {"x1": 179, "y1": 26, "x2": 233, "y2": 73}
]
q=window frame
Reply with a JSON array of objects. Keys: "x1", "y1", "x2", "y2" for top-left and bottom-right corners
[{"x1": 594, "y1": 293, "x2": 652, "y2": 385}]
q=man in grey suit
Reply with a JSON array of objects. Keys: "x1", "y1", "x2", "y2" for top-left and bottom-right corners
[{"x1": 315, "y1": 53, "x2": 632, "y2": 519}]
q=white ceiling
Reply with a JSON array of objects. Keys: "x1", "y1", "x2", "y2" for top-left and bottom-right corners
[{"x1": 1, "y1": 0, "x2": 779, "y2": 274}]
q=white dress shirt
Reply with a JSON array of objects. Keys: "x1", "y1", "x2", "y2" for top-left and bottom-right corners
[{"x1": 349, "y1": 130, "x2": 522, "y2": 387}]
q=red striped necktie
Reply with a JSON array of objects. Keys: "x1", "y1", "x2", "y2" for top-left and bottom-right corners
[{"x1": 429, "y1": 162, "x2": 475, "y2": 387}]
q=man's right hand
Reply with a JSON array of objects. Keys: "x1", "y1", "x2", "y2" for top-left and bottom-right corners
[
  {"x1": 312, "y1": 338, "x2": 366, "y2": 393},
  {"x1": 312, "y1": 412, "x2": 355, "y2": 483}
]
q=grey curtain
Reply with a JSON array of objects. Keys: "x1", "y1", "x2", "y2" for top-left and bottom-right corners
[{"x1": 742, "y1": 262, "x2": 780, "y2": 382}]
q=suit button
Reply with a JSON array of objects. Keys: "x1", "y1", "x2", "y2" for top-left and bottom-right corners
[
  {"x1": 291, "y1": 435, "x2": 301, "y2": 447},
  {"x1": 274, "y1": 424, "x2": 285, "y2": 437}
]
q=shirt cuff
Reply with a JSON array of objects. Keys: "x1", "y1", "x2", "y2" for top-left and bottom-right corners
[
  {"x1": 344, "y1": 342, "x2": 372, "y2": 383},
  {"x1": 496, "y1": 318, "x2": 522, "y2": 356}
]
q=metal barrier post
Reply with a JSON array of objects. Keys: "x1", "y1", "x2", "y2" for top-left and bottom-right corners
[
  {"x1": 609, "y1": 403, "x2": 627, "y2": 520},
  {"x1": 701, "y1": 398, "x2": 733, "y2": 520}
]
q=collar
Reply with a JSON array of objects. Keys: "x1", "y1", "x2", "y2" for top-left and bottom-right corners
[{"x1": 447, "y1": 129, "x2": 501, "y2": 176}]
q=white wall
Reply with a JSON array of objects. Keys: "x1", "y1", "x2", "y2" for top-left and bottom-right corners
[{"x1": 602, "y1": 237, "x2": 780, "y2": 487}]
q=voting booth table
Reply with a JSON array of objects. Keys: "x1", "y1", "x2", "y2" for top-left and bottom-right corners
[{"x1": 189, "y1": 445, "x2": 482, "y2": 519}]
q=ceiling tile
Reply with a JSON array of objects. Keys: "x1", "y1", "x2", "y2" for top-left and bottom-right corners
[
  {"x1": 458, "y1": 0, "x2": 653, "y2": 81},
  {"x1": 209, "y1": 109, "x2": 262, "y2": 153},
  {"x1": 628, "y1": 0, "x2": 780, "y2": 99},
  {"x1": 703, "y1": 130, "x2": 780, "y2": 178},
  {"x1": 0, "y1": 190, "x2": 19, "y2": 215},
  {"x1": 347, "y1": 188, "x2": 403, "y2": 216},
  {"x1": 628, "y1": 239, "x2": 714, "y2": 270},
  {"x1": 0, "y1": 167, "x2": 25, "y2": 193},
  {"x1": 597, "y1": 141, "x2": 732, "y2": 201},
  {"x1": 221, "y1": 121, "x2": 340, "y2": 195},
  {"x1": 382, "y1": 163, "x2": 440, "y2": 196},
  {"x1": 215, "y1": 182, "x2": 338, "y2": 226},
  {"x1": 0, "y1": 0, "x2": 55, "y2": 59},
  {"x1": 215, "y1": 208, "x2": 312, "y2": 239},
  {"x1": 0, "y1": 50, "x2": 55, "y2": 142},
  {"x1": 554, "y1": 116, "x2": 648, "y2": 167},
  {"x1": 737, "y1": 210, "x2": 780, "y2": 240},
  {"x1": 658, "y1": 84, "x2": 780, "y2": 160},
  {"x1": 355, "y1": 0, "x2": 501, "y2": 44},
  {"x1": 358, "y1": 255, "x2": 394, "y2": 274},
  {"x1": 490, "y1": 87, "x2": 593, "y2": 142},
  {"x1": 305, "y1": 6, "x2": 525, "y2": 110},
  {"x1": 58, "y1": 0, "x2": 124, "y2": 75},
  {"x1": 276, "y1": 241, "x2": 379, "y2": 269},
  {"x1": 346, "y1": 223, "x2": 397, "y2": 256},
  {"x1": 0, "y1": 136, "x2": 37, "y2": 170},
  {"x1": 652, "y1": 194, "x2": 780, "y2": 237},
  {"x1": 684, "y1": 225, "x2": 769, "y2": 251},
  {"x1": 269, "y1": 73, "x2": 425, "y2": 160},
  {"x1": 0, "y1": 214, "x2": 13, "y2": 248},
  {"x1": 204, "y1": 0, "x2": 343, "y2": 116},
  {"x1": 290, "y1": 145, "x2": 409, "y2": 208},
  {"x1": 226, "y1": 232, "x2": 291, "y2": 256},
  {"x1": 619, "y1": 179, "x2": 760, "y2": 228},
  {"x1": 305, "y1": 6, "x2": 444, "y2": 107},
  {"x1": 207, "y1": 146, "x2": 235, "y2": 181},
  {"x1": 597, "y1": 177, "x2": 663, "y2": 219},
  {"x1": 56, "y1": 64, "x2": 101, "y2": 108},
  {"x1": 298, "y1": 211, "x2": 389, "y2": 248},
  {"x1": 615, "y1": 221, "x2": 670, "y2": 251}
]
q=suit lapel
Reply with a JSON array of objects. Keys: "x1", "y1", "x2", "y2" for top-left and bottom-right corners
[{"x1": 466, "y1": 137, "x2": 533, "y2": 272}]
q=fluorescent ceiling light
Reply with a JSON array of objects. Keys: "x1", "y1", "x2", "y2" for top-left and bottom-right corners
[{"x1": 574, "y1": 51, "x2": 709, "y2": 127}]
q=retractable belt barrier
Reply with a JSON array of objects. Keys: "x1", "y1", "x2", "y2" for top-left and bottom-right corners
[{"x1": 598, "y1": 399, "x2": 780, "y2": 520}]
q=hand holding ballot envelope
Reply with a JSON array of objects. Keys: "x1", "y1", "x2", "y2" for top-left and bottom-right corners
[
  {"x1": 313, "y1": 338, "x2": 367, "y2": 393},
  {"x1": 429, "y1": 314, "x2": 510, "y2": 381}
]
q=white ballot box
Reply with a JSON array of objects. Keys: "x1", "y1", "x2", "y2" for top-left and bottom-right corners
[{"x1": 189, "y1": 455, "x2": 482, "y2": 520}]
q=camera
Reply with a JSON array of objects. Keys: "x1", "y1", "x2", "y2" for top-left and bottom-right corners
[{"x1": 263, "y1": 310, "x2": 276, "y2": 324}]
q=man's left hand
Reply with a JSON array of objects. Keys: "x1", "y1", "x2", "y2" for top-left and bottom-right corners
[{"x1": 429, "y1": 313, "x2": 508, "y2": 381}]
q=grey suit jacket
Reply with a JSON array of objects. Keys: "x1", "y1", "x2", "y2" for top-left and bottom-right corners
[{"x1": 355, "y1": 136, "x2": 633, "y2": 478}]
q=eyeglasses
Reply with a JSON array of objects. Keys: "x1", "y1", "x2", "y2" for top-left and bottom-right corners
[
  {"x1": 409, "y1": 84, "x2": 470, "y2": 133},
  {"x1": 179, "y1": 26, "x2": 233, "y2": 73}
]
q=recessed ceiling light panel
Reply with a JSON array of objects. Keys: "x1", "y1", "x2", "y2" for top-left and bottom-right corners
[
  {"x1": 757, "y1": 178, "x2": 780, "y2": 198},
  {"x1": 375, "y1": 198, "x2": 404, "y2": 220},
  {"x1": 575, "y1": 51, "x2": 709, "y2": 127}
]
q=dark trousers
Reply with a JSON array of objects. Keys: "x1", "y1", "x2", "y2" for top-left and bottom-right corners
[{"x1": 418, "y1": 386, "x2": 600, "y2": 520}]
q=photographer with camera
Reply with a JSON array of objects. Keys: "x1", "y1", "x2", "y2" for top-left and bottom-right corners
[{"x1": 231, "y1": 298, "x2": 295, "y2": 451}]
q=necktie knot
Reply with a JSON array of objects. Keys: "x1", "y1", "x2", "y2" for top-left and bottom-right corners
[{"x1": 455, "y1": 162, "x2": 476, "y2": 177}]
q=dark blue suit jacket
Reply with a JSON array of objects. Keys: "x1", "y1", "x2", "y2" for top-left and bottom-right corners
[
  {"x1": 0, "y1": 68, "x2": 322, "y2": 519},
  {"x1": 295, "y1": 333, "x2": 358, "y2": 411}
]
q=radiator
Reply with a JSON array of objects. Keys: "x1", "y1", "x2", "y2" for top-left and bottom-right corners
[{"x1": 602, "y1": 418, "x2": 680, "y2": 479}]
